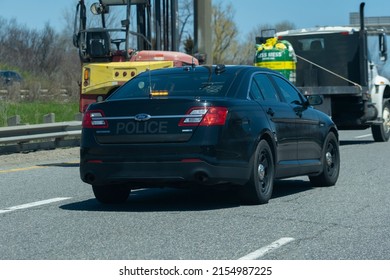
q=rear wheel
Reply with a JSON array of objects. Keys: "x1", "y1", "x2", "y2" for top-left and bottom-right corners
[
  {"x1": 371, "y1": 102, "x2": 390, "y2": 142},
  {"x1": 241, "y1": 140, "x2": 274, "y2": 205},
  {"x1": 92, "y1": 185, "x2": 131, "y2": 204},
  {"x1": 309, "y1": 132, "x2": 340, "y2": 187}
]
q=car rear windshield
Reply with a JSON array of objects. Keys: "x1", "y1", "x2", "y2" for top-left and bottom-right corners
[{"x1": 108, "y1": 69, "x2": 236, "y2": 100}]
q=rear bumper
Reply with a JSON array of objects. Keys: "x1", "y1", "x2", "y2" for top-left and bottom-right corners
[{"x1": 80, "y1": 160, "x2": 250, "y2": 187}]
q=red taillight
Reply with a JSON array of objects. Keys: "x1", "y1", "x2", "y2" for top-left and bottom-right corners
[
  {"x1": 82, "y1": 110, "x2": 108, "y2": 128},
  {"x1": 179, "y1": 107, "x2": 228, "y2": 126},
  {"x1": 87, "y1": 160, "x2": 103, "y2": 163}
]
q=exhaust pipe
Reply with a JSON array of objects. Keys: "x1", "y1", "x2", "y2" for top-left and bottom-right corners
[
  {"x1": 359, "y1": 2, "x2": 368, "y2": 87},
  {"x1": 194, "y1": 171, "x2": 209, "y2": 184},
  {"x1": 360, "y1": 2, "x2": 365, "y2": 31}
]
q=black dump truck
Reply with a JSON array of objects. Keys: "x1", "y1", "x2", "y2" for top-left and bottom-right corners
[{"x1": 256, "y1": 3, "x2": 390, "y2": 141}]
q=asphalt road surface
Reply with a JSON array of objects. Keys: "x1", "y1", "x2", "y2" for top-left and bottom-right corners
[{"x1": 0, "y1": 129, "x2": 389, "y2": 260}]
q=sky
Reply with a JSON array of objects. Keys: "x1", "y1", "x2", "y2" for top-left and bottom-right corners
[{"x1": 1, "y1": 0, "x2": 390, "y2": 36}]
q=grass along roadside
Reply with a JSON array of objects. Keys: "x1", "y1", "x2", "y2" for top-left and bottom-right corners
[{"x1": 0, "y1": 101, "x2": 79, "y2": 127}]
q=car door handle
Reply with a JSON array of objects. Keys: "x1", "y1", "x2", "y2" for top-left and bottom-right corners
[{"x1": 266, "y1": 108, "x2": 274, "y2": 116}]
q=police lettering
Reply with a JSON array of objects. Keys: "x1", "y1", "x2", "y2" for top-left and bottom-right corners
[{"x1": 116, "y1": 121, "x2": 168, "y2": 134}]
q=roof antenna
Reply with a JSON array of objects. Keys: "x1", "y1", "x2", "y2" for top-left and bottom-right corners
[{"x1": 147, "y1": 62, "x2": 152, "y2": 98}]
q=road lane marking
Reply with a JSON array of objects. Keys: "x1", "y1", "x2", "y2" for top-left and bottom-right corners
[
  {"x1": 355, "y1": 134, "x2": 372, "y2": 139},
  {"x1": 238, "y1": 237, "x2": 295, "y2": 260},
  {"x1": 0, "y1": 166, "x2": 43, "y2": 173},
  {"x1": 0, "y1": 197, "x2": 71, "y2": 214},
  {"x1": 0, "y1": 161, "x2": 79, "y2": 173}
]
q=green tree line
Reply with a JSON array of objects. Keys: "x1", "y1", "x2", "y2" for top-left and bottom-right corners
[{"x1": 0, "y1": 17, "x2": 80, "y2": 101}]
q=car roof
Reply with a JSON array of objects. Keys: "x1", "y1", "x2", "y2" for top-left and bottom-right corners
[
  {"x1": 0, "y1": 70, "x2": 21, "y2": 75},
  {"x1": 136, "y1": 64, "x2": 279, "y2": 77}
]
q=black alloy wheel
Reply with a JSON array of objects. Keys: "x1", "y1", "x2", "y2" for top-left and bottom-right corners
[
  {"x1": 309, "y1": 132, "x2": 340, "y2": 187},
  {"x1": 242, "y1": 140, "x2": 275, "y2": 205}
]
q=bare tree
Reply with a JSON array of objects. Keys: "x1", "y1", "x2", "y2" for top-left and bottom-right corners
[
  {"x1": 178, "y1": 0, "x2": 194, "y2": 51},
  {"x1": 183, "y1": 35, "x2": 195, "y2": 54},
  {"x1": 211, "y1": 2, "x2": 239, "y2": 64},
  {"x1": 0, "y1": 15, "x2": 80, "y2": 99},
  {"x1": 275, "y1": 21, "x2": 296, "y2": 33}
]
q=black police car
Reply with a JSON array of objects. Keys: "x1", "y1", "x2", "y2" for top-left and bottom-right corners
[
  {"x1": 0, "y1": 70, "x2": 22, "y2": 86},
  {"x1": 80, "y1": 65, "x2": 340, "y2": 205}
]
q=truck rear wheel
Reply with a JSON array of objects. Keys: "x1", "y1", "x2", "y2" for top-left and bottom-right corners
[{"x1": 372, "y1": 102, "x2": 390, "y2": 142}]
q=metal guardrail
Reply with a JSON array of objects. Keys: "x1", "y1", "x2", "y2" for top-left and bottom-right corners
[
  {"x1": 0, "y1": 88, "x2": 70, "y2": 101},
  {"x1": 0, "y1": 121, "x2": 81, "y2": 154}
]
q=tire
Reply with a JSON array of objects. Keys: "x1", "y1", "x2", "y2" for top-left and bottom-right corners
[
  {"x1": 92, "y1": 185, "x2": 131, "y2": 204},
  {"x1": 371, "y1": 102, "x2": 390, "y2": 142},
  {"x1": 241, "y1": 140, "x2": 275, "y2": 205},
  {"x1": 309, "y1": 132, "x2": 340, "y2": 187}
]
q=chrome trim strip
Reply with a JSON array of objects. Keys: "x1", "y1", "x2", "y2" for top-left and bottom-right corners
[{"x1": 92, "y1": 114, "x2": 204, "y2": 120}]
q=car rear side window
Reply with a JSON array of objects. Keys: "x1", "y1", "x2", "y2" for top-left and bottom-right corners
[
  {"x1": 251, "y1": 74, "x2": 279, "y2": 101},
  {"x1": 109, "y1": 71, "x2": 235, "y2": 100},
  {"x1": 271, "y1": 75, "x2": 304, "y2": 104},
  {"x1": 250, "y1": 79, "x2": 263, "y2": 100}
]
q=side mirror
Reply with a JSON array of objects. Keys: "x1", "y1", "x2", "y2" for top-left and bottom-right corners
[
  {"x1": 306, "y1": 95, "x2": 323, "y2": 106},
  {"x1": 379, "y1": 33, "x2": 387, "y2": 61},
  {"x1": 72, "y1": 33, "x2": 79, "y2": 48},
  {"x1": 90, "y1": 3, "x2": 109, "y2": 15}
]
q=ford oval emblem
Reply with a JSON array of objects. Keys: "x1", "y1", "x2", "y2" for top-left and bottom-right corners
[{"x1": 134, "y1": 113, "x2": 151, "y2": 121}]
